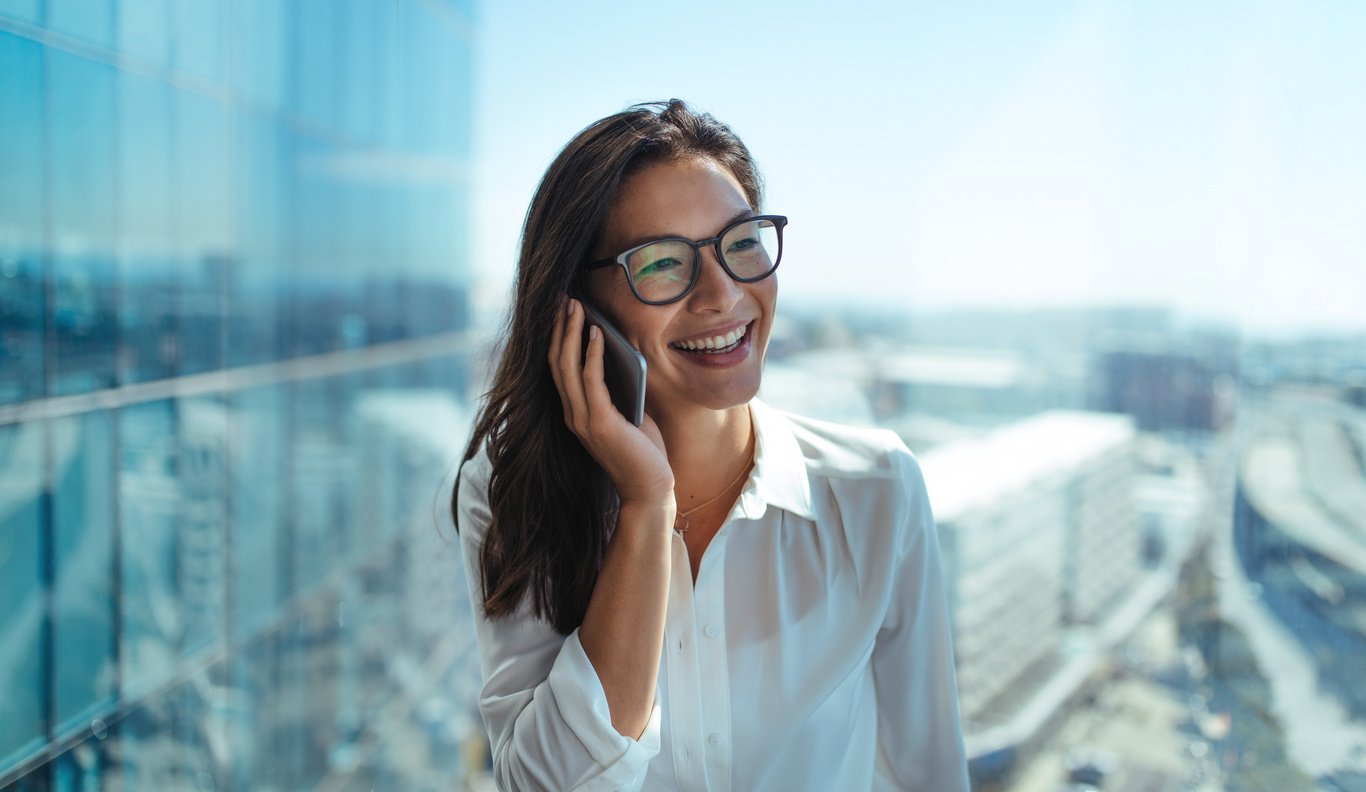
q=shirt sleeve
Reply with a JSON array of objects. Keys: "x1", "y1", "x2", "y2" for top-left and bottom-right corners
[
  {"x1": 456, "y1": 450, "x2": 662, "y2": 791},
  {"x1": 871, "y1": 452, "x2": 971, "y2": 792}
]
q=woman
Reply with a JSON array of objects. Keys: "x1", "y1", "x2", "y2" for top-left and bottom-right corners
[{"x1": 454, "y1": 100, "x2": 968, "y2": 791}]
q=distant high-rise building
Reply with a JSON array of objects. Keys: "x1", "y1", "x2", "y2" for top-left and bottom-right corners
[
  {"x1": 921, "y1": 411, "x2": 1138, "y2": 725},
  {"x1": 0, "y1": 3, "x2": 479, "y2": 787}
]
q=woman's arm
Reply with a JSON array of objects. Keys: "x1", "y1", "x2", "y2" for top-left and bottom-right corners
[
  {"x1": 871, "y1": 451, "x2": 970, "y2": 792},
  {"x1": 457, "y1": 461, "x2": 668, "y2": 791},
  {"x1": 548, "y1": 297, "x2": 678, "y2": 740}
]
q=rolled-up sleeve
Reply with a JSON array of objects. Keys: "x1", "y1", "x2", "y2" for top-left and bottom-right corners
[
  {"x1": 871, "y1": 452, "x2": 970, "y2": 792},
  {"x1": 457, "y1": 451, "x2": 662, "y2": 791}
]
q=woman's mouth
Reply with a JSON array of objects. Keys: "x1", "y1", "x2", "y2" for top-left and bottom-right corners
[{"x1": 668, "y1": 322, "x2": 750, "y2": 355}]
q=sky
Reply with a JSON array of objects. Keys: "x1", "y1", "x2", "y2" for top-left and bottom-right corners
[{"x1": 472, "y1": 0, "x2": 1366, "y2": 336}]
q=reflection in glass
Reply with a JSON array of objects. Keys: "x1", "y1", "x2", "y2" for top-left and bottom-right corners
[
  {"x1": 229, "y1": 386, "x2": 286, "y2": 640},
  {"x1": 52, "y1": 411, "x2": 117, "y2": 734},
  {"x1": 117, "y1": 71, "x2": 177, "y2": 384},
  {"x1": 49, "y1": 51, "x2": 117, "y2": 396},
  {"x1": 0, "y1": 422, "x2": 45, "y2": 765},
  {"x1": 0, "y1": 33, "x2": 45, "y2": 404},
  {"x1": 176, "y1": 397, "x2": 228, "y2": 656},
  {"x1": 118, "y1": 400, "x2": 179, "y2": 697},
  {"x1": 174, "y1": 93, "x2": 231, "y2": 377}
]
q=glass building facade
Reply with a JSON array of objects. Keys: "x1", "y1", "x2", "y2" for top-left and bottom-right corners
[{"x1": 0, "y1": 2, "x2": 484, "y2": 788}]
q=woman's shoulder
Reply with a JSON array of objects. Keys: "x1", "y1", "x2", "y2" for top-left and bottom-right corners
[{"x1": 757, "y1": 400, "x2": 922, "y2": 484}]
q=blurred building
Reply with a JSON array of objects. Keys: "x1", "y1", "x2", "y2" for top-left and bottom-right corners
[
  {"x1": 1234, "y1": 399, "x2": 1366, "y2": 719},
  {"x1": 1092, "y1": 348, "x2": 1237, "y2": 433},
  {"x1": 0, "y1": 3, "x2": 480, "y2": 788},
  {"x1": 921, "y1": 411, "x2": 1138, "y2": 726}
]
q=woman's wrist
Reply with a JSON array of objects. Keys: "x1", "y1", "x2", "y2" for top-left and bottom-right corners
[{"x1": 617, "y1": 494, "x2": 678, "y2": 533}]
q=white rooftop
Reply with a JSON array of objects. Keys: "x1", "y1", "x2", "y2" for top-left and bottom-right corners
[{"x1": 919, "y1": 411, "x2": 1136, "y2": 521}]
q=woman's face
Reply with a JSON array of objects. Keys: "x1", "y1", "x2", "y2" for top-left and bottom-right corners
[{"x1": 583, "y1": 156, "x2": 777, "y2": 420}]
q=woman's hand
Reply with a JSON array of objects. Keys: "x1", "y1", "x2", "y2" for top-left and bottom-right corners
[{"x1": 548, "y1": 298, "x2": 675, "y2": 507}]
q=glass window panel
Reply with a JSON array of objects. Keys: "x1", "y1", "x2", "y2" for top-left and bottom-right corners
[
  {"x1": 289, "y1": 377, "x2": 356, "y2": 592},
  {"x1": 285, "y1": 136, "x2": 342, "y2": 356},
  {"x1": 169, "y1": 0, "x2": 223, "y2": 82},
  {"x1": 228, "y1": 385, "x2": 285, "y2": 640},
  {"x1": 226, "y1": 116, "x2": 283, "y2": 367},
  {"x1": 46, "y1": 0, "x2": 113, "y2": 49},
  {"x1": 118, "y1": 400, "x2": 178, "y2": 697},
  {"x1": 116, "y1": 71, "x2": 176, "y2": 384},
  {"x1": 0, "y1": 421, "x2": 46, "y2": 768},
  {"x1": 115, "y1": 676, "x2": 227, "y2": 791},
  {"x1": 290, "y1": 0, "x2": 339, "y2": 131},
  {"x1": 51, "y1": 410, "x2": 116, "y2": 734},
  {"x1": 0, "y1": 0, "x2": 40, "y2": 24},
  {"x1": 174, "y1": 396, "x2": 227, "y2": 656},
  {"x1": 173, "y1": 92, "x2": 231, "y2": 376},
  {"x1": 0, "y1": 33, "x2": 46, "y2": 405},
  {"x1": 49, "y1": 51, "x2": 117, "y2": 396},
  {"x1": 226, "y1": 0, "x2": 285, "y2": 110},
  {"x1": 115, "y1": 0, "x2": 170, "y2": 68}
]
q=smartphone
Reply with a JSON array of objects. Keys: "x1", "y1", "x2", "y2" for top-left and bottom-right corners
[{"x1": 579, "y1": 299, "x2": 647, "y2": 426}]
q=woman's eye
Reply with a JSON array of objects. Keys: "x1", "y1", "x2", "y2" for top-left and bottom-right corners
[
  {"x1": 727, "y1": 237, "x2": 759, "y2": 253},
  {"x1": 637, "y1": 258, "x2": 684, "y2": 277}
]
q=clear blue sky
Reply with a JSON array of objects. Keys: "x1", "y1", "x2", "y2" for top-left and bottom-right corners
[{"x1": 473, "y1": 0, "x2": 1366, "y2": 335}]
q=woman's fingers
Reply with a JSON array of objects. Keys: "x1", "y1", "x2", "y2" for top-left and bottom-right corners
[
  {"x1": 581, "y1": 325, "x2": 616, "y2": 417},
  {"x1": 553, "y1": 299, "x2": 589, "y2": 428}
]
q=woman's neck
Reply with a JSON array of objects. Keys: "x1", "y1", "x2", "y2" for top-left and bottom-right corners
[{"x1": 656, "y1": 403, "x2": 754, "y2": 512}]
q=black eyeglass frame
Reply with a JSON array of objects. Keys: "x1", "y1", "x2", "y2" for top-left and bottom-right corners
[{"x1": 582, "y1": 214, "x2": 788, "y2": 306}]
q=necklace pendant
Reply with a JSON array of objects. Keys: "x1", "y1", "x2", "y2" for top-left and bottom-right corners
[{"x1": 674, "y1": 515, "x2": 688, "y2": 533}]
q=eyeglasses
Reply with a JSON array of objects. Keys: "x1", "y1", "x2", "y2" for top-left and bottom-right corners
[{"x1": 583, "y1": 214, "x2": 787, "y2": 305}]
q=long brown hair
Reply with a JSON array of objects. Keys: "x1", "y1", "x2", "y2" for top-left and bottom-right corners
[{"x1": 453, "y1": 100, "x2": 764, "y2": 635}]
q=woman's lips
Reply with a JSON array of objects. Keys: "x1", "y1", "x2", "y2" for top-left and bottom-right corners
[{"x1": 668, "y1": 321, "x2": 754, "y2": 367}]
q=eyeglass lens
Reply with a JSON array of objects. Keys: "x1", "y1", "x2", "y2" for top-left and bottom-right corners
[{"x1": 627, "y1": 218, "x2": 781, "y2": 302}]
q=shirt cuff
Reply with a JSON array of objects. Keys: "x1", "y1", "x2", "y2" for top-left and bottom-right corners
[{"x1": 548, "y1": 628, "x2": 662, "y2": 791}]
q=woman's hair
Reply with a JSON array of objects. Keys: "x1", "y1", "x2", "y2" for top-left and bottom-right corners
[{"x1": 453, "y1": 100, "x2": 763, "y2": 635}]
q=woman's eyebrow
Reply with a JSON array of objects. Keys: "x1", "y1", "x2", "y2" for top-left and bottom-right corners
[{"x1": 619, "y1": 208, "x2": 757, "y2": 250}]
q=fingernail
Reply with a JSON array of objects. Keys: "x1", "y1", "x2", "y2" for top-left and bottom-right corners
[{"x1": 590, "y1": 325, "x2": 599, "y2": 340}]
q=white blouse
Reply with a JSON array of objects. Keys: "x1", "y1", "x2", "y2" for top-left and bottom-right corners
[{"x1": 456, "y1": 399, "x2": 969, "y2": 791}]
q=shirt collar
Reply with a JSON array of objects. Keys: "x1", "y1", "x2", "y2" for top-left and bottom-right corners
[{"x1": 738, "y1": 398, "x2": 815, "y2": 521}]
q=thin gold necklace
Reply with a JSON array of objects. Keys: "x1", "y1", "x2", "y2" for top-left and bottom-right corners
[{"x1": 674, "y1": 458, "x2": 753, "y2": 533}]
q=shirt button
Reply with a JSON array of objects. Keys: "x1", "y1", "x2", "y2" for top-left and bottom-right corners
[
  {"x1": 703, "y1": 624, "x2": 718, "y2": 638},
  {"x1": 676, "y1": 639, "x2": 684, "y2": 653},
  {"x1": 708, "y1": 733, "x2": 721, "y2": 746}
]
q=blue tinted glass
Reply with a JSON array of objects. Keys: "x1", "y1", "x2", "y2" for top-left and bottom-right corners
[
  {"x1": 118, "y1": 400, "x2": 178, "y2": 696},
  {"x1": 170, "y1": 0, "x2": 223, "y2": 81},
  {"x1": 228, "y1": 386, "x2": 285, "y2": 639},
  {"x1": 51, "y1": 411, "x2": 117, "y2": 733},
  {"x1": 47, "y1": 0, "x2": 113, "y2": 49},
  {"x1": 115, "y1": 0, "x2": 170, "y2": 67},
  {"x1": 285, "y1": 136, "x2": 342, "y2": 356},
  {"x1": 49, "y1": 51, "x2": 117, "y2": 396},
  {"x1": 227, "y1": 116, "x2": 284, "y2": 366},
  {"x1": 289, "y1": 376, "x2": 355, "y2": 591},
  {"x1": 117, "y1": 680, "x2": 225, "y2": 790},
  {"x1": 175, "y1": 396, "x2": 227, "y2": 655},
  {"x1": 0, "y1": 33, "x2": 46, "y2": 405},
  {"x1": 116, "y1": 71, "x2": 176, "y2": 384},
  {"x1": 173, "y1": 92, "x2": 231, "y2": 376},
  {"x1": 0, "y1": 421, "x2": 45, "y2": 766},
  {"x1": 227, "y1": 0, "x2": 285, "y2": 110},
  {"x1": 290, "y1": 1, "x2": 338, "y2": 131},
  {"x1": 0, "y1": 0, "x2": 41, "y2": 24}
]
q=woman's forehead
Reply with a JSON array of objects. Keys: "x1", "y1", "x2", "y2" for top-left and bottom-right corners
[{"x1": 602, "y1": 157, "x2": 752, "y2": 249}]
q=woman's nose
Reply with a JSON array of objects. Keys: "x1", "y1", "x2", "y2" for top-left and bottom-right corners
[{"x1": 686, "y1": 248, "x2": 743, "y2": 313}]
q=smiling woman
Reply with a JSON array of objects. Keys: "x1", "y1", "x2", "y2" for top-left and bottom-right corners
[{"x1": 452, "y1": 100, "x2": 969, "y2": 791}]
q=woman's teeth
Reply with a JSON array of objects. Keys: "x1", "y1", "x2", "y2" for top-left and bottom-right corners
[{"x1": 672, "y1": 324, "x2": 748, "y2": 353}]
